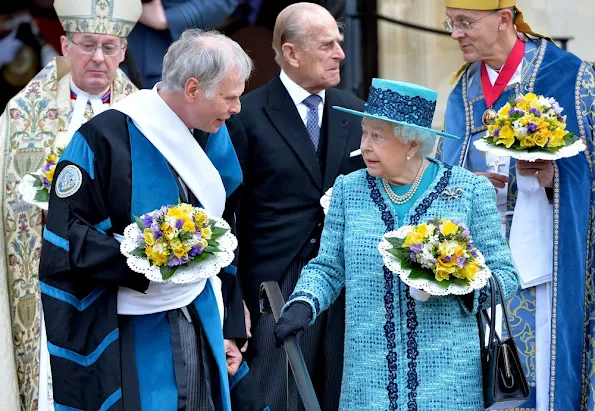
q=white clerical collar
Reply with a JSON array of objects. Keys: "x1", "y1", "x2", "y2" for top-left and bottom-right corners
[
  {"x1": 65, "y1": 77, "x2": 110, "y2": 143},
  {"x1": 69, "y1": 78, "x2": 110, "y2": 102},
  {"x1": 279, "y1": 70, "x2": 325, "y2": 107},
  {"x1": 485, "y1": 58, "x2": 523, "y2": 87}
]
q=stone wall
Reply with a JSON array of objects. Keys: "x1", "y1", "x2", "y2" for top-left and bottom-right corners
[{"x1": 377, "y1": 0, "x2": 594, "y2": 129}]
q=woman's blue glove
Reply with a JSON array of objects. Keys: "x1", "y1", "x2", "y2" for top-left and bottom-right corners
[{"x1": 273, "y1": 301, "x2": 313, "y2": 348}]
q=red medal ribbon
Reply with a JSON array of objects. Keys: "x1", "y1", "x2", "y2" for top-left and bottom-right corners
[
  {"x1": 480, "y1": 38, "x2": 525, "y2": 108},
  {"x1": 70, "y1": 87, "x2": 111, "y2": 104}
]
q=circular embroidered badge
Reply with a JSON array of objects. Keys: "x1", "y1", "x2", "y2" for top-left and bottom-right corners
[{"x1": 55, "y1": 165, "x2": 83, "y2": 198}]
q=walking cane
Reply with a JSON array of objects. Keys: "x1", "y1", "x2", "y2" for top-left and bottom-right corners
[{"x1": 259, "y1": 281, "x2": 322, "y2": 411}]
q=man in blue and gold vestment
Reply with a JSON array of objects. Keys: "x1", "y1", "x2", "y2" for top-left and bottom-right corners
[{"x1": 437, "y1": 1, "x2": 595, "y2": 410}]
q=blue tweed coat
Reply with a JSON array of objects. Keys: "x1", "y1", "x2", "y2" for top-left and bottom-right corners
[{"x1": 284, "y1": 160, "x2": 519, "y2": 410}]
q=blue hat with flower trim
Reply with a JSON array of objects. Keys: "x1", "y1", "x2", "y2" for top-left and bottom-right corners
[{"x1": 333, "y1": 79, "x2": 460, "y2": 139}]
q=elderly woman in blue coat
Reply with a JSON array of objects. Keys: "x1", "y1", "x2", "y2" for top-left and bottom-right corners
[{"x1": 273, "y1": 79, "x2": 519, "y2": 410}]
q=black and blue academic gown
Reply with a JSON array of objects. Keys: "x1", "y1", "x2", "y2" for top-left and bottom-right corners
[{"x1": 38, "y1": 108, "x2": 267, "y2": 411}]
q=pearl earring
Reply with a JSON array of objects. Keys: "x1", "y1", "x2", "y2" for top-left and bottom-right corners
[{"x1": 406, "y1": 154, "x2": 411, "y2": 161}]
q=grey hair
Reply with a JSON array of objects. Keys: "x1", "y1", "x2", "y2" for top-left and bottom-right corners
[
  {"x1": 393, "y1": 124, "x2": 436, "y2": 158},
  {"x1": 160, "y1": 29, "x2": 253, "y2": 99}
]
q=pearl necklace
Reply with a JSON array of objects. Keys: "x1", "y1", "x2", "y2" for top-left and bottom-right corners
[{"x1": 382, "y1": 159, "x2": 429, "y2": 205}]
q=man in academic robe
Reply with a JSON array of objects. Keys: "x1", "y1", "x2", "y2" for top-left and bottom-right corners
[
  {"x1": 226, "y1": 3, "x2": 365, "y2": 410},
  {"x1": 0, "y1": 1, "x2": 140, "y2": 409},
  {"x1": 38, "y1": 29, "x2": 265, "y2": 411},
  {"x1": 436, "y1": 1, "x2": 595, "y2": 409}
]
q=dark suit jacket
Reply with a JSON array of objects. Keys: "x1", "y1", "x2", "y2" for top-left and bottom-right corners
[{"x1": 227, "y1": 75, "x2": 365, "y2": 318}]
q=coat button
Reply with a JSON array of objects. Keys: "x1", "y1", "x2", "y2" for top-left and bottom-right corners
[{"x1": 310, "y1": 238, "x2": 317, "y2": 244}]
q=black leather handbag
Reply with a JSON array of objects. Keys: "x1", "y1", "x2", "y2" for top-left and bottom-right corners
[{"x1": 477, "y1": 276, "x2": 530, "y2": 410}]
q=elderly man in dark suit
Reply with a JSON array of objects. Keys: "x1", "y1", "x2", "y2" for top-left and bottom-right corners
[{"x1": 226, "y1": 3, "x2": 365, "y2": 410}]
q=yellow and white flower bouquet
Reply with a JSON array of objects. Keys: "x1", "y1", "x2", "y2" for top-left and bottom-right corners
[
  {"x1": 473, "y1": 93, "x2": 586, "y2": 161},
  {"x1": 378, "y1": 218, "x2": 491, "y2": 297},
  {"x1": 120, "y1": 203, "x2": 237, "y2": 283}
]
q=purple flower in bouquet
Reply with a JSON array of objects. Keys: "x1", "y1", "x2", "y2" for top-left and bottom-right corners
[
  {"x1": 527, "y1": 123, "x2": 539, "y2": 134},
  {"x1": 142, "y1": 214, "x2": 153, "y2": 228},
  {"x1": 456, "y1": 257, "x2": 466, "y2": 268},
  {"x1": 42, "y1": 177, "x2": 51, "y2": 190},
  {"x1": 462, "y1": 228, "x2": 470, "y2": 238},
  {"x1": 150, "y1": 222, "x2": 162, "y2": 239},
  {"x1": 508, "y1": 108, "x2": 525, "y2": 117},
  {"x1": 409, "y1": 243, "x2": 423, "y2": 253},
  {"x1": 548, "y1": 98, "x2": 563, "y2": 114},
  {"x1": 41, "y1": 162, "x2": 53, "y2": 173},
  {"x1": 515, "y1": 94, "x2": 523, "y2": 104},
  {"x1": 167, "y1": 256, "x2": 189, "y2": 267},
  {"x1": 529, "y1": 107, "x2": 542, "y2": 117},
  {"x1": 176, "y1": 219, "x2": 184, "y2": 229},
  {"x1": 188, "y1": 244, "x2": 203, "y2": 258}
]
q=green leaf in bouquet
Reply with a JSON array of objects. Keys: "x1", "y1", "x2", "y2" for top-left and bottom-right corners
[
  {"x1": 386, "y1": 248, "x2": 399, "y2": 258},
  {"x1": 386, "y1": 244, "x2": 408, "y2": 261},
  {"x1": 160, "y1": 265, "x2": 178, "y2": 280},
  {"x1": 204, "y1": 244, "x2": 221, "y2": 254},
  {"x1": 407, "y1": 268, "x2": 434, "y2": 281},
  {"x1": 211, "y1": 226, "x2": 228, "y2": 240},
  {"x1": 563, "y1": 132, "x2": 578, "y2": 146},
  {"x1": 186, "y1": 252, "x2": 210, "y2": 266},
  {"x1": 134, "y1": 215, "x2": 145, "y2": 231},
  {"x1": 386, "y1": 236, "x2": 405, "y2": 249},
  {"x1": 398, "y1": 257, "x2": 414, "y2": 270},
  {"x1": 484, "y1": 136, "x2": 497, "y2": 145},
  {"x1": 178, "y1": 230, "x2": 193, "y2": 241},
  {"x1": 407, "y1": 268, "x2": 450, "y2": 289},
  {"x1": 34, "y1": 189, "x2": 50, "y2": 202},
  {"x1": 33, "y1": 175, "x2": 43, "y2": 189},
  {"x1": 450, "y1": 278, "x2": 471, "y2": 287},
  {"x1": 130, "y1": 247, "x2": 147, "y2": 258}
]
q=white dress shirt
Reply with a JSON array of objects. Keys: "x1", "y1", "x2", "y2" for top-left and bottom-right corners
[{"x1": 279, "y1": 70, "x2": 325, "y2": 128}]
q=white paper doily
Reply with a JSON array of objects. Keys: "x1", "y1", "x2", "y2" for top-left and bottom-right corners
[
  {"x1": 17, "y1": 174, "x2": 48, "y2": 210},
  {"x1": 378, "y1": 227, "x2": 491, "y2": 296},
  {"x1": 120, "y1": 217, "x2": 238, "y2": 284},
  {"x1": 473, "y1": 136, "x2": 586, "y2": 161},
  {"x1": 320, "y1": 187, "x2": 333, "y2": 215}
]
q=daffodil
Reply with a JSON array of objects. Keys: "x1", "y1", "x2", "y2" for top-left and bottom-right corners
[
  {"x1": 495, "y1": 125, "x2": 516, "y2": 148},
  {"x1": 404, "y1": 230, "x2": 424, "y2": 247},
  {"x1": 143, "y1": 228, "x2": 155, "y2": 246},
  {"x1": 182, "y1": 220, "x2": 195, "y2": 232},
  {"x1": 533, "y1": 132, "x2": 548, "y2": 147},
  {"x1": 497, "y1": 103, "x2": 511, "y2": 118},
  {"x1": 439, "y1": 220, "x2": 458, "y2": 237},
  {"x1": 456, "y1": 261, "x2": 479, "y2": 281}
]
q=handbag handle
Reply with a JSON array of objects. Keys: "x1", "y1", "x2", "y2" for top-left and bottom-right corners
[{"x1": 477, "y1": 276, "x2": 514, "y2": 347}]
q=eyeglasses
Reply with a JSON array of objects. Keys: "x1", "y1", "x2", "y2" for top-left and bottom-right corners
[
  {"x1": 443, "y1": 10, "x2": 499, "y2": 33},
  {"x1": 69, "y1": 39, "x2": 124, "y2": 56}
]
